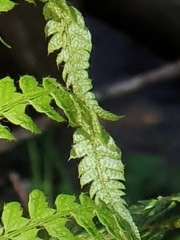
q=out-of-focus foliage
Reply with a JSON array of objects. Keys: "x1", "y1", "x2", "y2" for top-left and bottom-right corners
[
  {"x1": 125, "y1": 154, "x2": 165, "y2": 204},
  {"x1": 130, "y1": 193, "x2": 180, "y2": 239}
]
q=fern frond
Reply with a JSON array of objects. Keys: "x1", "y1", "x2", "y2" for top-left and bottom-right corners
[
  {"x1": 0, "y1": 189, "x2": 135, "y2": 239},
  {"x1": 42, "y1": 1, "x2": 140, "y2": 239},
  {"x1": 0, "y1": 75, "x2": 64, "y2": 140},
  {"x1": 43, "y1": 0, "x2": 119, "y2": 122},
  {"x1": 70, "y1": 127, "x2": 140, "y2": 240}
]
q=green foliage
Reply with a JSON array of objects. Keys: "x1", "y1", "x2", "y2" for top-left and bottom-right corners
[
  {"x1": 42, "y1": 1, "x2": 140, "y2": 238},
  {"x1": 0, "y1": 0, "x2": 15, "y2": 12},
  {"x1": 1, "y1": 0, "x2": 180, "y2": 239},
  {"x1": 0, "y1": 189, "x2": 136, "y2": 240},
  {"x1": 0, "y1": 0, "x2": 141, "y2": 239},
  {"x1": 130, "y1": 193, "x2": 180, "y2": 239},
  {"x1": 0, "y1": 76, "x2": 64, "y2": 140}
]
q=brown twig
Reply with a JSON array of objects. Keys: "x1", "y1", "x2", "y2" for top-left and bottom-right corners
[{"x1": 95, "y1": 60, "x2": 180, "y2": 101}]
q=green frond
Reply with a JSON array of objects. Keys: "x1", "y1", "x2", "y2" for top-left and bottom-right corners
[
  {"x1": 69, "y1": 127, "x2": 140, "y2": 239},
  {"x1": 0, "y1": 189, "x2": 135, "y2": 239},
  {"x1": 0, "y1": 76, "x2": 64, "y2": 140},
  {"x1": 43, "y1": 0, "x2": 91, "y2": 90},
  {"x1": 42, "y1": 0, "x2": 140, "y2": 239}
]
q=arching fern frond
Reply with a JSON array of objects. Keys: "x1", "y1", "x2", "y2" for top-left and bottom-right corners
[{"x1": 42, "y1": 0, "x2": 140, "y2": 239}]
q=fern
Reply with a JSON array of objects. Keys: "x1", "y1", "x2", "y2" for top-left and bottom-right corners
[
  {"x1": 0, "y1": 76, "x2": 64, "y2": 140},
  {"x1": 0, "y1": 189, "x2": 137, "y2": 240},
  {"x1": 43, "y1": 0, "x2": 140, "y2": 239},
  {"x1": 0, "y1": 0, "x2": 141, "y2": 239},
  {"x1": 0, "y1": 189, "x2": 93, "y2": 239}
]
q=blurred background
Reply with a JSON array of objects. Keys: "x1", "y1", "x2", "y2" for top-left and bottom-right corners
[{"x1": 0, "y1": 0, "x2": 180, "y2": 218}]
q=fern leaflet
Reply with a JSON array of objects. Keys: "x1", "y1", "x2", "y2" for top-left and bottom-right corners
[
  {"x1": 0, "y1": 76, "x2": 64, "y2": 140},
  {"x1": 0, "y1": 0, "x2": 15, "y2": 12}
]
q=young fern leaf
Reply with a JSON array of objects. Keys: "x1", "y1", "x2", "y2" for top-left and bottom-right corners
[{"x1": 43, "y1": 0, "x2": 140, "y2": 239}]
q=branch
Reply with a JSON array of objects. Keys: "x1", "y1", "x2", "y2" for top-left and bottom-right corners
[{"x1": 95, "y1": 60, "x2": 180, "y2": 101}]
